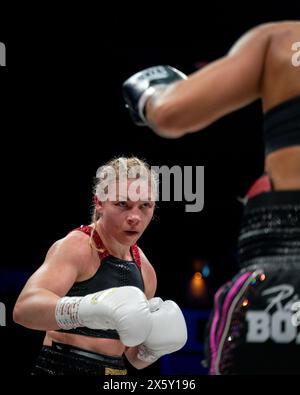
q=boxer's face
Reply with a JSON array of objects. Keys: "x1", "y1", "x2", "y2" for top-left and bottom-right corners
[{"x1": 98, "y1": 178, "x2": 155, "y2": 246}]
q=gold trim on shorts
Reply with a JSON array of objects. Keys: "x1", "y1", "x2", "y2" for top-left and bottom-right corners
[{"x1": 105, "y1": 367, "x2": 127, "y2": 375}]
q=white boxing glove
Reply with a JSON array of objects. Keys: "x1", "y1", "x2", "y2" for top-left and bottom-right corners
[
  {"x1": 137, "y1": 298, "x2": 187, "y2": 363},
  {"x1": 55, "y1": 286, "x2": 152, "y2": 347}
]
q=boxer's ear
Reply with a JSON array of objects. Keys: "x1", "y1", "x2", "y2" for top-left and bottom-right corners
[{"x1": 94, "y1": 195, "x2": 104, "y2": 217}]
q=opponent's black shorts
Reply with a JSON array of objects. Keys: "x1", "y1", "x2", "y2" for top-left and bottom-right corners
[
  {"x1": 31, "y1": 342, "x2": 127, "y2": 376},
  {"x1": 205, "y1": 190, "x2": 300, "y2": 375}
]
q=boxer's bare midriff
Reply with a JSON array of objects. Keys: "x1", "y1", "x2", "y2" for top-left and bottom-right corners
[
  {"x1": 44, "y1": 330, "x2": 126, "y2": 357},
  {"x1": 265, "y1": 146, "x2": 300, "y2": 190}
]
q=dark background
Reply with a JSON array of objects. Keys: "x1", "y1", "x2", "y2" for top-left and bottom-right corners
[{"x1": 0, "y1": 4, "x2": 299, "y2": 378}]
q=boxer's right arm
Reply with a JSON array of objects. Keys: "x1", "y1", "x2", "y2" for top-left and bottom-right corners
[
  {"x1": 55, "y1": 286, "x2": 152, "y2": 347},
  {"x1": 13, "y1": 233, "x2": 152, "y2": 346},
  {"x1": 13, "y1": 233, "x2": 87, "y2": 330}
]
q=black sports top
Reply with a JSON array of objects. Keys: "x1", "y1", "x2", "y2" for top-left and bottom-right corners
[
  {"x1": 263, "y1": 95, "x2": 300, "y2": 155},
  {"x1": 58, "y1": 225, "x2": 145, "y2": 339}
]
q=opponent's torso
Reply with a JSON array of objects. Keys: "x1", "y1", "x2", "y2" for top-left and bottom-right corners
[
  {"x1": 262, "y1": 23, "x2": 300, "y2": 190},
  {"x1": 263, "y1": 94, "x2": 300, "y2": 189}
]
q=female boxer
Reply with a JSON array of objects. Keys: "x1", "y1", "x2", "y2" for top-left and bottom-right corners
[{"x1": 13, "y1": 157, "x2": 187, "y2": 375}]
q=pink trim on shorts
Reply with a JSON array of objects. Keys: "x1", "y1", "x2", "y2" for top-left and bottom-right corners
[{"x1": 210, "y1": 272, "x2": 252, "y2": 374}]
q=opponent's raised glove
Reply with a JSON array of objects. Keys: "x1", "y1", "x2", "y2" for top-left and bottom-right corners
[
  {"x1": 55, "y1": 286, "x2": 152, "y2": 347},
  {"x1": 137, "y1": 297, "x2": 187, "y2": 363},
  {"x1": 123, "y1": 65, "x2": 187, "y2": 126}
]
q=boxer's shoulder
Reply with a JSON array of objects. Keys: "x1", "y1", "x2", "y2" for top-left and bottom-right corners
[{"x1": 44, "y1": 231, "x2": 95, "y2": 274}]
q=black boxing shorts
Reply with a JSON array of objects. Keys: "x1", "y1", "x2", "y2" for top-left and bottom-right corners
[
  {"x1": 204, "y1": 189, "x2": 300, "y2": 375},
  {"x1": 31, "y1": 342, "x2": 127, "y2": 376}
]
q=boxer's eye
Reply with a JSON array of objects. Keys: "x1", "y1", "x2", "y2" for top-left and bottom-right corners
[
  {"x1": 116, "y1": 202, "x2": 127, "y2": 208},
  {"x1": 141, "y1": 202, "x2": 153, "y2": 209}
]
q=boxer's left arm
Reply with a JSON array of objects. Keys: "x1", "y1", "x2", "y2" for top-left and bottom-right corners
[
  {"x1": 124, "y1": 249, "x2": 187, "y2": 369},
  {"x1": 124, "y1": 248, "x2": 157, "y2": 369},
  {"x1": 144, "y1": 23, "x2": 275, "y2": 137},
  {"x1": 125, "y1": 296, "x2": 187, "y2": 369}
]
